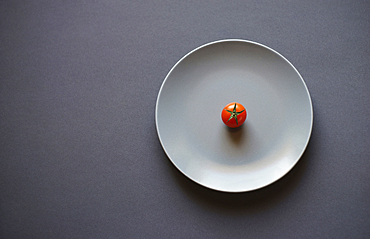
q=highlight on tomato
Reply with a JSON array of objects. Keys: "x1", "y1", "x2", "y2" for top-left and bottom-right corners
[{"x1": 221, "y1": 102, "x2": 247, "y2": 128}]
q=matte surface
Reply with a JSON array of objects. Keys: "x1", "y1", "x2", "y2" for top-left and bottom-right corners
[
  {"x1": 156, "y1": 40, "x2": 313, "y2": 192},
  {"x1": 1, "y1": 1, "x2": 369, "y2": 238}
]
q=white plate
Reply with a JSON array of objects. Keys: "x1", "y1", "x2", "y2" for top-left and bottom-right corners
[{"x1": 155, "y1": 39, "x2": 313, "y2": 192}]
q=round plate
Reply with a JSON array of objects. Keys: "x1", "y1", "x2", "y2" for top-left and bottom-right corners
[{"x1": 155, "y1": 39, "x2": 313, "y2": 192}]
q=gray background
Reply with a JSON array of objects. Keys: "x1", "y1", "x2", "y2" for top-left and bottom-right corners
[{"x1": 1, "y1": 0, "x2": 369, "y2": 238}]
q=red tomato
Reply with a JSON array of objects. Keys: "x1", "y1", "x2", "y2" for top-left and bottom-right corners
[{"x1": 221, "y1": 102, "x2": 247, "y2": 128}]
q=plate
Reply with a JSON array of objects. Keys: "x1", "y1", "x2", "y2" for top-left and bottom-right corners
[{"x1": 155, "y1": 39, "x2": 313, "y2": 192}]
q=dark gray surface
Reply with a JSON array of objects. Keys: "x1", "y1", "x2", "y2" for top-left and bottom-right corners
[{"x1": 1, "y1": 1, "x2": 369, "y2": 238}]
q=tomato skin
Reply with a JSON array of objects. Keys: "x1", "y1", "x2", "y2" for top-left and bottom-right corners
[{"x1": 221, "y1": 102, "x2": 247, "y2": 128}]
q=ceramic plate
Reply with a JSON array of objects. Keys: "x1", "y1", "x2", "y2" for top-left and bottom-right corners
[{"x1": 155, "y1": 39, "x2": 313, "y2": 192}]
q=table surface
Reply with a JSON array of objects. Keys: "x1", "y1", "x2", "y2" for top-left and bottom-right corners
[{"x1": 1, "y1": 1, "x2": 369, "y2": 238}]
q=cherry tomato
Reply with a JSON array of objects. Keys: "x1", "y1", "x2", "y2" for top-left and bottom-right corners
[{"x1": 221, "y1": 102, "x2": 247, "y2": 128}]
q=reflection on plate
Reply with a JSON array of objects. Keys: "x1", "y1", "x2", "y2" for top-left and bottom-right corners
[{"x1": 155, "y1": 39, "x2": 313, "y2": 192}]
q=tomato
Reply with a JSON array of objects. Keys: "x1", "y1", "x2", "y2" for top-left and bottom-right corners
[{"x1": 221, "y1": 102, "x2": 247, "y2": 128}]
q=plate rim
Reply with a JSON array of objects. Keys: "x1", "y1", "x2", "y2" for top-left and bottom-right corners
[{"x1": 155, "y1": 39, "x2": 313, "y2": 193}]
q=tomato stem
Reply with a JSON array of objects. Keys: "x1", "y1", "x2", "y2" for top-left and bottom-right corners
[{"x1": 225, "y1": 103, "x2": 245, "y2": 125}]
